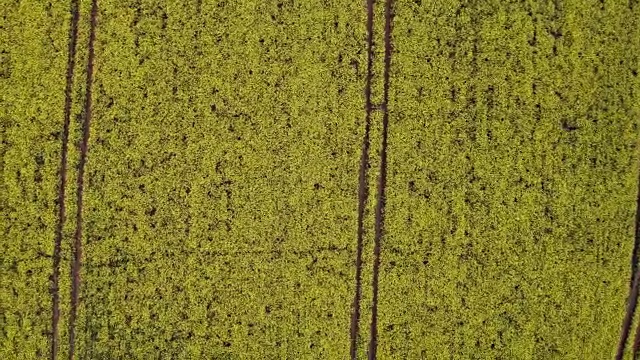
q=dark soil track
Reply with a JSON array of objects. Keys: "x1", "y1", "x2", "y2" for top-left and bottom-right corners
[
  {"x1": 630, "y1": 171, "x2": 640, "y2": 288},
  {"x1": 634, "y1": 319, "x2": 640, "y2": 359},
  {"x1": 349, "y1": 0, "x2": 376, "y2": 358},
  {"x1": 51, "y1": 1, "x2": 80, "y2": 359},
  {"x1": 616, "y1": 172, "x2": 640, "y2": 359},
  {"x1": 616, "y1": 267, "x2": 640, "y2": 360},
  {"x1": 68, "y1": 1, "x2": 98, "y2": 359},
  {"x1": 368, "y1": 0, "x2": 394, "y2": 359}
]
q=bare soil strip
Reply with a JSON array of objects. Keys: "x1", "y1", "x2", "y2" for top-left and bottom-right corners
[
  {"x1": 68, "y1": 1, "x2": 98, "y2": 359},
  {"x1": 631, "y1": 172, "x2": 640, "y2": 288},
  {"x1": 368, "y1": 0, "x2": 393, "y2": 359},
  {"x1": 616, "y1": 173, "x2": 640, "y2": 359},
  {"x1": 633, "y1": 316, "x2": 640, "y2": 359},
  {"x1": 616, "y1": 267, "x2": 640, "y2": 360},
  {"x1": 349, "y1": 0, "x2": 376, "y2": 358},
  {"x1": 51, "y1": 1, "x2": 81, "y2": 359}
]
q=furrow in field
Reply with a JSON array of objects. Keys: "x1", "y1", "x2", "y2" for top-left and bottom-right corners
[
  {"x1": 349, "y1": 0, "x2": 375, "y2": 357},
  {"x1": 634, "y1": 317, "x2": 640, "y2": 358},
  {"x1": 368, "y1": 0, "x2": 394, "y2": 358},
  {"x1": 618, "y1": 157, "x2": 640, "y2": 358},
  {"x1": 616, "y1": 269, "x2": 640, "y2": 360},
  {"x1": 632, "y1": 173, "x2": 640, "y2": 288},
  {"x1": 51, "y1": 1, "x2": 81, "y2": 359},
  {"x1": 68, "y1": 1, "x2": 98, "y2": 358}
]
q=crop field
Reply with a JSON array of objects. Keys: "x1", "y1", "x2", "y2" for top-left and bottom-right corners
[{"x1": 1, "y1": 0, "x2": 640, "y2": 359}]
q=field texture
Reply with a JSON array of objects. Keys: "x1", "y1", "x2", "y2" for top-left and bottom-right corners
[
  {"x1": 1, "y1": 0, "x2": 640, "y2": 359},
  {"x1": 382, "y1": 0, "x2": 639, "y2": 359}
]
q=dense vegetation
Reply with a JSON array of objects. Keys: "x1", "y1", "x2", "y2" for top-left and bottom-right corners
[
  {"x1": 380, "y1": 0, "x2": 640, "y2": 358},
  {"x1": 77, "y1": 0, "x2": 367, "y2": 358},
  {"x1": 1, "y1": 0, "x2": 639, "y2": 359},
  {"x1": 1, "y1": 1, "x2": 75, "y2": 358}
]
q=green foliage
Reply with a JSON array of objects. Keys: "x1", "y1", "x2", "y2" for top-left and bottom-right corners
[
  {"x1": 77, "y1": 0, "x2": 367, "y2": 358},
  {"x1": 3, "y1": 0, "x2": 639, "y2": 359},
  {"x1": 0, "y1": 1, "x2": 71, "y2": 358},
  {"x1": 381, "y1": 0, "x2": 640, "y2": 359}
]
